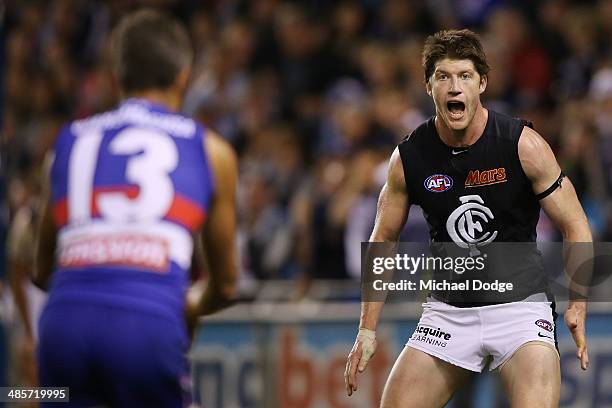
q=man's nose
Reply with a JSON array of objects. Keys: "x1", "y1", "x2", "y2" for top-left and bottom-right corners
[{"x1": 449, "y1": 77, "x2": 462, "y2": 94}]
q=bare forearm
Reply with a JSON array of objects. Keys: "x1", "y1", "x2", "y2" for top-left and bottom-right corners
[
  {"x1": 199, "y1": 273, "x2": 237, "y2": 315},
  {"x1": 362, "y1": 204, "x2": 403, "y2": 331},
  {"x1": 199, "y1": 236, "x2": 238, "y2": 315},
  {"x1": 33, "y1": 234, "x2": 56, "y2": 290},
  {"x1": 359, "y1": 301, "x2": 384, "y2": 331},
  {"x1": 563, "y1": 219, "x2": 593, "y2": 304},
  {"x1": 34, "y1": 195, "x2": 57, "y2": 290},
  {"x1": 369, "y1": 228, "x2": 399, "y2": 243},
  {"x1": 9, "y1": 260, "x2": 34, "y2": 338},
  {"x1": 562, "y1": 217, "x2": 592, "y2": 242},
  {"x1": 358, "y1": 148, "x2": 408, "y2": 332}
]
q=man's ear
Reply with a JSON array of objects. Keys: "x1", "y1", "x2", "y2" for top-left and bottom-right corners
[
  {"x1": 174, "y1": 66, "x2": 192, "y2": 96},
  {"x1": 426, "y1": 80, "x2": 432, "y2": 96},
  {"x1": 108, "y1": 66, "x2": 122, "y2": 102},
  {"x1": 479, "y1": 75, "x2": 487, "y2": 94}
]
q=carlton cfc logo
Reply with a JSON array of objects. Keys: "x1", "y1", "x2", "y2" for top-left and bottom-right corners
[
  {"x1": 424, "y1": 174, "x2": 453, "y2": 192},
  {"x1": 446, "y1": 195, "x2": 498, "y2": 249}
]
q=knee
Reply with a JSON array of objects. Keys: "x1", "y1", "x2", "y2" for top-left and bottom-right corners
[{"x1": 380, "y1": 397, "x2": 400, "y2": 408}]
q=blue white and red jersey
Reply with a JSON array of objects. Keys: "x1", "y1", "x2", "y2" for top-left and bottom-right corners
[{"x1": 47, "y1": 98, "x2": 214, "y2": 322}]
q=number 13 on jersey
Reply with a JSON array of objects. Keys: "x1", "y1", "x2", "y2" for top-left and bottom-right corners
[{"x1": 68, "y1": 127, "x2": 179, "y2": 224}]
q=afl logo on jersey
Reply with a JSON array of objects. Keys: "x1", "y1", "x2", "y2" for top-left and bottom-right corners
[
  {"x1": 446, "y1": 195, "x2": 498, "y2": 249},
  {"x1": 424, "y1": 174, "x2": 453, "y2": 193}
]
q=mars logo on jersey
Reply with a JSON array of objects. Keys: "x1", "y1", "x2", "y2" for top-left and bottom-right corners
[
  {"x1": 465, "y1": 167, "x2": 507, "y2": 187},
  {"x1": 446, "y1": 194, "x2": 498, "y2": 249},
  {"x1": 424, "y1": 174, "x2": 453, "y2": 192}
]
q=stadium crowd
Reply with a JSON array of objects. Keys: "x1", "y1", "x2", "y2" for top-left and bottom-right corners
[{"x1": 1, "y1": 0, "x2": 611, "y2": 303}]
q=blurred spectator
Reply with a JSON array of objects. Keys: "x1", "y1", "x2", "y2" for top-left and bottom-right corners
[
  {"x1": 487, "y1": 7, "x2": 552, "y2": 108},
  {"x1": 558, "y1": 7, "x2": 600, "y2": 99},
  {"x1": 239, "y1": 124, "x2": 303, "y2": 280}
]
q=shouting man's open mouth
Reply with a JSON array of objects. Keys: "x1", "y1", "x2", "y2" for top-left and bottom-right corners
[{"x1": 447, "y1": 101, "x2": 466, "y2": 121}]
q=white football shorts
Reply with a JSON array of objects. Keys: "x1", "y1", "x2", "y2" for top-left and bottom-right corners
[{"x1": 406, "y1": 293, "x2": 558, "y2": 372}]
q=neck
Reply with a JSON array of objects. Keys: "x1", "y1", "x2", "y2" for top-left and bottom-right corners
[
  {"x1": 123, "y1": 89, "x2": 181, "y2": 112},
  {"x1": 435, "y1": 105, "x2": 488, "y2": 147}
]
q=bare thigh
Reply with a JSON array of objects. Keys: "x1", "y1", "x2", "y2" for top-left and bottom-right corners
[
  {"x1": 499, "y1": 341, "x2": 560, "y2": 408},
  {"x1": 380, "y1": 346, "x2": 472, "y2": 408}
]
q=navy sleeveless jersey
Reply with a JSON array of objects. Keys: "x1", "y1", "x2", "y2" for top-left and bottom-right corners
[
  {"x1": 398, "y1": 110, "x2": 549, "y2": 304},
  {"x1": 47, "y1": 98, "x2": 214, "y2": 322}
]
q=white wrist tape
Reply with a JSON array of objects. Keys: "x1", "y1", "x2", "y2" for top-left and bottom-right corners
[
  {"x1": 358, "y1": 328, "x2": 376, "y2": 341},
  {"x1": 356, "y1": 328, "x2": 376, "y2": 370}
]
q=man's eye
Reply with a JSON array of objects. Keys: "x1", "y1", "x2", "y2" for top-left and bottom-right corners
[
  {"x1": 439, "y1": 74, "x2": 447, "y2": 80},
  {"x1": 462, "y1": 73, "x2": 471, "y2": 80}
]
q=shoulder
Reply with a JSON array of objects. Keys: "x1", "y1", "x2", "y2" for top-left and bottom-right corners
[
  {"x1": 517, "y1": 125, "x2": 559, "y2": 181},
  {"x1": 376, "y1": 147, "x2": 407, "y2": 197},
  {"x1": 487, "y1": 109, "x2": 521, "y2": 124},
  {"x1": 487, "y1": 109, "x2": 532, "y2": 142},
  {"x1": 204, "y1": 130, "x2": 237, "y2": 162},
  {"x1": 398, "y1": 116, "x2": 434, "y2": 149},
  {"x1": 518, "y1": 125, "x2": 552, "y2": 161},
  {"x1": 203, "y1": 130, "x2": 238, "y2": 190}
]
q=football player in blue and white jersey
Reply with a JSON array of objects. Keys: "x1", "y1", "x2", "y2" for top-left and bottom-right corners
[{"x1": 34, "y1": 10, "x2": 238, "y2": 407}]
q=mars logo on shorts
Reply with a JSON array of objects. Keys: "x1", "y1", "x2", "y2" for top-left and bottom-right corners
[
  {"x1": 424, "y1": 174, "x2": 453, "y2": 192},
  {"x1": 535, "y1": 319, "x2": 553, "y2": 332},
  {"x1": 446, "y1": 195, "x2": 498, "y2": 250}
]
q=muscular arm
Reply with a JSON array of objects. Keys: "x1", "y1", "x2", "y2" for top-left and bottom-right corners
[
  {"x1": 8, "y1": 209, "x2": 35, "y2": 338},
  {"x1": 190, "y1": 131, "x2": 239, "y2": 317},
  {"x1": 360, "y1": 147, "x2": 410, "y2": 331},
  {"x1": 519, "y1": 127, "x2": 591, "y2": 242},
  {"x1": 346, "y1": 147, "x2": 410, "y2": 396},
  {"x1": 33, "y1": 153, "x2": 57, "y2": 290},
  {"x1": 519, "y1": 126, "x2": 591, "y2": 369}
]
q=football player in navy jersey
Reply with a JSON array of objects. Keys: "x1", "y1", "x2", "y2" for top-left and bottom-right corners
[
  {"x1": 34, "y1": 10, "x2": 238, "y2": 407},
  {"x1": 345, "y1": 29, "x2": 591, "y2": 407}
]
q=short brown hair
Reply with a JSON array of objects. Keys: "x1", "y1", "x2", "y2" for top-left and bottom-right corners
[
  {"x1": 422, "y1": 29, "x2": 489, "y2": 83},
  {"x1": 110, "y1": 9, "x2": 193, "y2": 92}
]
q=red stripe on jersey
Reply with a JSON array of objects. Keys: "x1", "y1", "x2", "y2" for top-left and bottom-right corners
[
  {"x1": 53, "y1": 188, "x2": 205, "y2": 230},
  {"x1": 92, "y1": 186, "x2": 140, "y2": 217},
  {"x1": 53, "y1": 198, "x2": 68, "y2": 227},
  {"x1": 165, "y1": 194, "x2": 206, "y2": 230}
]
